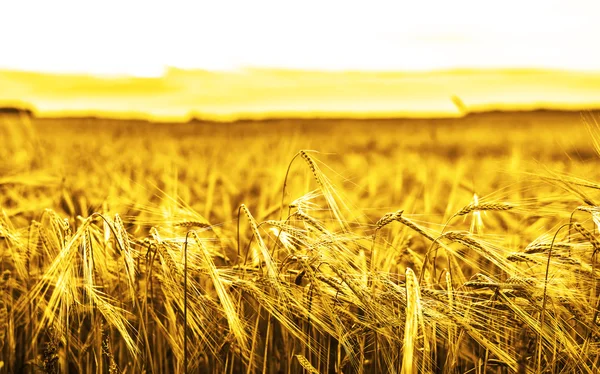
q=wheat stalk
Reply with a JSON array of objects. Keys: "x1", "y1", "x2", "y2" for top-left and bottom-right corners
[
  {"x1": 174, "y1": 221, "x2": 212, "y2": 229},
  {"x1": 572, "y1": 222, "x2": 600, "y2": 252},
  {"x1": 375, "y1": 209, "x2": 436, "y2": 242},
  {"x1": 295, "y1": 210, "x2": 328, "y2": 234},
  {"x1": 295, "y1": 354, "x2": 319, "y2": 374},
  {"x1": 454, "y1": 202, "x2": 514, "y2": 217}
]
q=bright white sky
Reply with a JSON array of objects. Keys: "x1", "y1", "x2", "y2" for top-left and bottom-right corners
[{"x1": 2, "y1": 0, "x2": 600, "y2": 77}]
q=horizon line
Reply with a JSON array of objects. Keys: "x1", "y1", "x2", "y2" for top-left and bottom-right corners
[{"x1": 3, "y1": 106, "x2": 599, "y2": 124}]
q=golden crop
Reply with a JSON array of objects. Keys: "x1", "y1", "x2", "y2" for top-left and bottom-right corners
[{"x1": 0, "y1": 111, "x2": 599, "y2": 373}]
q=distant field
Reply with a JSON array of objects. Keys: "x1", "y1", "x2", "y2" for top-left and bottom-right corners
[
  {"x1": 4, "y1": 110, "x2": 597, "y2": 218},
  {"x1": 1, "y1": 111, "x2": 600, "y2": 373}
]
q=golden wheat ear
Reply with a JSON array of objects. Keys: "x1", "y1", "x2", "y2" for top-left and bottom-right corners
[
  {"x1": 402, "y1": 268, "x2": 431, "y2": 373},
  {"x1": 281, "y1": 151, "x2": 351, "y2": 232}
]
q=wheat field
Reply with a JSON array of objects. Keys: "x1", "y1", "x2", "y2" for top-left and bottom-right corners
[{"x1": 2, "y1": 111, "x2": 600, "y2": 373}]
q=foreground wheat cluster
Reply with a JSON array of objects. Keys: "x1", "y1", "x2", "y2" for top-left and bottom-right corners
[{"x1": 2, "y1": 116, "x2": 600, "y2": 373}]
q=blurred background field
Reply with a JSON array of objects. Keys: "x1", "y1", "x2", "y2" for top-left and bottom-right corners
[{"x1": 2, "y1": 110, "x2": 597, "y2": 225}]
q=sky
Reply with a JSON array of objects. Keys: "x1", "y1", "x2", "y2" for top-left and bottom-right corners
[{"x1": 1, "y1": 0, "x2": 600, "y2": 118}]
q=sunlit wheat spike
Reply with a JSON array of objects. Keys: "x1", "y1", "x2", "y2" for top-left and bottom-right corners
[
  {"x1": 332, "y1": 304, "x2": 365, "y2": 327},
  {"x1": 555, "y1": 255, "x2": 582, "y2": 266},
  {"x1": 523, "y1": 241, "x2": 571, "y2": 254},
  {"x1": 113, "y1": 214, "x2": 137, "y2": 306},
  {"x1": 295, "y1": 354, "x2": 319, "y2": 374},
  {"x1": 455, "y1": 202, "x2": 514, "y2": 217},
  {"x1": 463, "y1": 273, "x2": 496, "y2": 289},
  {"x1": 264, "y1": 219, "x2": 303, "y2": 236},
  {"x1": 507, "y1": 252, "x2": 535, "y2": 263},
  {"x1": 315, "y1": 273, "x2": 346, "y2": 295},
  {"x1": 505, "y1": 276, "x2": 537, "y2": 287},
  {"x1": 299, "y1": 150, "x2": 322, "y2": 187},
  {"x1": 81, "y1": 227, "x2": 95, "y2": 308},
  {"x1": 113, "y1": 214, "x2": 130, "y2": 252},
  {"x1": 295, "y1": 210, "x2": 328, "y2": 234},
  {"x1": 443, "y1": 231, "x2": 483, "y2": 250},
  {"x1": 159, "y1": 245, "x2": 180, "y2": 278},
  {"x1": 264, "y1": 220, "x2": 306, "y2": 251},
  {"x1": 402, "y1": 268, "x2": 427, "y2": 374},
  {"x1": 375, "y1": 209, "x2": 403, "y2": 230},
  {"x1": 374, "y1": 209, "x2": 437, "y2": 242},
  {"x1": 295, "y1": 150, "x2": 351, "y2": 232},
  {"x1": 465, "y1": 274, "x2": 536, "y2": 291},
  {"x1": 174, "y1": 220, "x2": 212, "y2": 229},
  {"x1": 576, "y1": 205, "x2": 600, "y2": 214},
  {"x1": 240, "y1": 204, "x2": 261, "y2": 238},
  {"x1": 240, "y1": 204, "x2": 279, "y2": 280},
  {"x1": 572, "y1": 222, "x2": 600, "y2": 251},
  {"x1": 288, "y1": 190, "x2": 321, "y2": 210}
]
